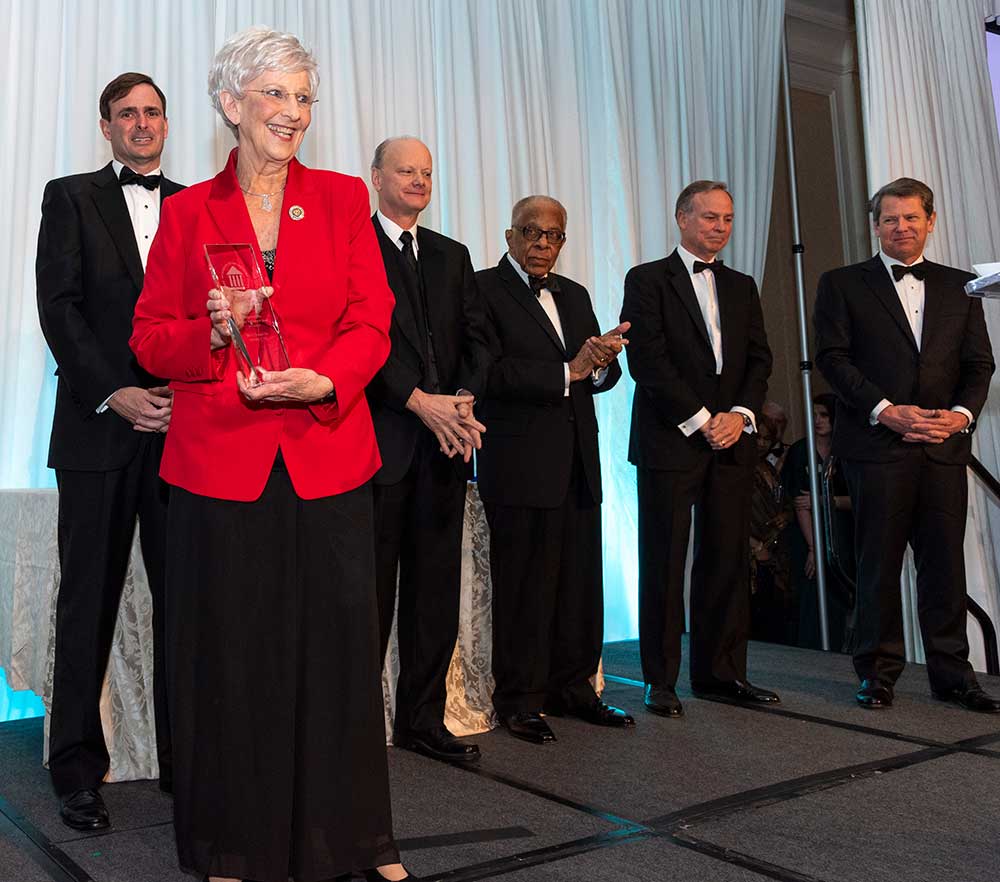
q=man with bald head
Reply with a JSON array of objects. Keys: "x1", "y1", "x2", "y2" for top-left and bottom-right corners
[
  {"x1": 368, "y1": 136, "x2": 489, "y2": 761},
  {"x1": 476, "y1": 195, "x2": 634, "y2": 744}
]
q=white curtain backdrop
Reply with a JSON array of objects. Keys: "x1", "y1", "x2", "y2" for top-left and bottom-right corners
[
  {"x1": 0, "y1": 0, "x2": 784, "y2": 641},
  {"x1": 855, "y1": 0, "x2": 1000, "y2": 668}
]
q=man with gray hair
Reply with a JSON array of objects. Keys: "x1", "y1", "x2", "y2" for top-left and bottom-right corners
[
  {"x1": 367, "y1": 136, "x2": 489, "y2": 761},
  {"x1": 476, "y1": 195, "x2": 634, "y2": 744},
  {"x1": 621, "y1": 179, "x2": 776, "y2": 719}
]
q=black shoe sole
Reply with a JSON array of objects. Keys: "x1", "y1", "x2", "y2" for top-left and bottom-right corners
[{"x1": 644, "y1": 702, "x2": 683, "y2": 718}]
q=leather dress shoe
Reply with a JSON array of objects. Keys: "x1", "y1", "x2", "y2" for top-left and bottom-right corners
[
  {"x1": 501, "y1": 712, "x2": 556, "y2": 744},
  {"x1": 570, "y1": 699, "x2": 635, "y2": 727},
  {"x1": 59, "y1": 788, "x2": 109, "y2": 831},
  {"x1": 692, "y1": 679, "x2": 781, "y2": 704},
  {"x1": 395, "y1": 726, "x2": 481, "y2": 762},
  {"x1": 644, "y1": 684, "x2": 683, "y2": 717},
  {"x1": 933, "y1": 685, "x2": 1000, "y2": 713},
  {"x1": 856, "y1": 679, "x2": 893, "y2": 709}
]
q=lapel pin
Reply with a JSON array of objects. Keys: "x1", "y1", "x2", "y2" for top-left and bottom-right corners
[{"x1": 288, "y1": 205, "x2": 305, "y2": 221}]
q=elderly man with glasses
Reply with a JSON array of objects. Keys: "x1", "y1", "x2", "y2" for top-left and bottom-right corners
[{"x1": 475, "y1": 195, "x2": 634, "y2": 745}]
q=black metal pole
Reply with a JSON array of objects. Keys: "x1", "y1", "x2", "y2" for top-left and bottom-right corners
[{"x1": 781, "y1": 22, "x2": 830, "y2": 650}]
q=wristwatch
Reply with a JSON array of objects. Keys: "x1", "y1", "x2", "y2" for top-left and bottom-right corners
[{"x1": 741, "y1": 413, "x2": 752, "y2": 429}]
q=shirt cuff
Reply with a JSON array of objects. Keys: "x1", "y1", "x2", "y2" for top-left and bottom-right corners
[
  {"x1": 731, "y1": 406, "x2": 756, "y2": 434},
  {"x1": 679, "y1": 407, "x2": 710, "y2": 437},
  {"x1": 563, "y1": 364, "x2": 570, "y2": 398},
  {"x1": 952, "y1": 406, "x2": 973, "y2": 431},
  {"x1": 96, "y1": 389, "x2": 121, "y2": 414},
  {"x1": 870, "y1": 399, "x2": 892, "y2": 426}
]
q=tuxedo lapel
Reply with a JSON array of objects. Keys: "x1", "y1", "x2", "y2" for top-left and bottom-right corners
[
  {"x1": 714, "y1": 266, "x2": 739, "y2": 370},
  {"x1": 665, "y1": 250, "x2": 713, "y2": 353},
  {"x1": 90, "y1": 163, "x2": 144, "y2": 290},
  {"x1": 861, "y1": 255, "x2": 919, "y2": 352},
  {"x1": 918, "y1": 261, "x2": 946, "y2": 354},
  {"x1": 497, "y1": 256, "x2": 567, "y2": 356},
  {"x1": 417, "y1": 227, "x2": 448, "y2": 342},
  {"x1": 160, "y1": 176, "x2": 184, "y2": 200},
  {"x1": 373, "y1": 216, "x2": 424, "y2": 357}
]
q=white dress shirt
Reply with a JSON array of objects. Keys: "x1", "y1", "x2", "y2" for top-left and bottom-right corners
[
  {"x1": 868, "y1": 252, "x2": 973, "y2": 428},
  {"x1": 376, "y1": 210, "x2": 419, "y2": 257},
  {"x1": 504, "y1": 253, "x2": 609, "y2": 397},
  {"x1": 675, "y1": 245, "x2": 755, "y2": 437},
  {"x1": 98, "y1": 161, "x2": 164, "y2": 414}
]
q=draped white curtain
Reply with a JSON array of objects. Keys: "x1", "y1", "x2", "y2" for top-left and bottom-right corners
[
  {"x1": 855, "y1": 0, "x2": 1000, "y2": 668},
  {"x1": 0, "y1": 0, "x2": 784, "y2": 641}
]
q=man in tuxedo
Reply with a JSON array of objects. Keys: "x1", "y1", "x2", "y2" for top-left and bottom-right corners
[
  {"x1": 814, "y1": 177, "x2": 999, "y2": 712},
  {"x1": 367, "y1": 137, "x2": 489, "y2": 761},
  {"x1": 36, "y1": 72, "x2": 184, "y2": 829},
  {"x1": 621, "y1": 180, "x2": 777, "y2": 719},
  {"x1": 476, "y1": 195, "x2": 634, "y2": 744}
]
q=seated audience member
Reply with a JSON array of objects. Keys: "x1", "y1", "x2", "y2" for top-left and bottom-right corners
[
  {"x1": 749, "y1": 414, "x2": 793, "y2": 645},
  {"x1": 781, "y1": 393, "x2": 855, "y2": 652},
  {"x1": 762, "y1": 400, "x2": 790, "y2": 470}
]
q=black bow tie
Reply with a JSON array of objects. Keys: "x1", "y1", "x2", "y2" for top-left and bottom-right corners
[
  {"x1": 118, "y1": 167, "x2": 161, "y2": 190},
  {"x1": 529, "y1": 275, "x2": 560, "y2": 295},
  {"x1": 891, "y1": 262, "x2": 927, "y2": 282},
  {"x1": 693, "y1": 259, "x2": 722, "y2": 275}
]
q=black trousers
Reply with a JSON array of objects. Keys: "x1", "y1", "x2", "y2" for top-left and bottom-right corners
[
  {"x1": 637, "y1": 449, "x2": 754, "y2": 689},
  {"x1": 49, "y1": 433, "x2": 170, "y2": 795},
  {"x1": 485, "y1": 447, "x2": 603, "y2": 717},
  {"x1": 842, "y1": 450, "x2": 976, "y2": 692},
  {"x1": 373, "y1": 433, "x2": 467, "y2": 734}
]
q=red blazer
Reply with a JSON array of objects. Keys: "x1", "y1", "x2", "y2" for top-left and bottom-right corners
[{"x1": 130, "y1": 150, "x2": 393, "y2": 502}]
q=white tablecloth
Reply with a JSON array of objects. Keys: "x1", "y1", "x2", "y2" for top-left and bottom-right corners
[{"x1": 0, "y1": 483, "x2": 520, "y2": 781}]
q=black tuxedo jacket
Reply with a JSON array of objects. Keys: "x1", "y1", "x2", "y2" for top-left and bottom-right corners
[
  {"x1": 475, "y1": 256, "x2": 620, "y2": 509},
  {"x1": 36, "y1": 162, "x2": 184, "y2": 471},
  {"x1": 620, "y1": 249, "x2": 772, "y2": 470},
  {"x1": 367, "y1": 216, "x2": 489, "y2": 485},
  {"x1": 814, "y1": 255, "x2": 994, "y2": 464}
]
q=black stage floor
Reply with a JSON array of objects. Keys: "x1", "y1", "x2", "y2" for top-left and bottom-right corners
[{"x1": 2, "y1": 638, "x2": 999, "y2": 882}]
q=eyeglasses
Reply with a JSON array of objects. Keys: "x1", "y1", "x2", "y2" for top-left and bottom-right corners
[
  {"x1": 516, "y1": 225, "x2": 567, "y2": 244},
  {"x1": 246, "y1": 88, "x2": 318, "y2": 108}
]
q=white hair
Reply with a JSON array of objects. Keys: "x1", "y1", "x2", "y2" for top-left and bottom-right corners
[{"x1": 208, "y1": 26, "x2": 319, "y2": 138}]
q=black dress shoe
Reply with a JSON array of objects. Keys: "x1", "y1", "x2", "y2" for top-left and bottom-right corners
[
  {"x1": 644, "y1": 684, "x2": 683, "y2": 717},
  {"x1": 933, "y1": 685, "x2": 1000, "y2": 713},
  {"x1": 59, "y1": 788, "x2": 109, "y2": 831},
  {"x1": 856, "y1": 679, "x2": 893, "y2": 709},
  {"x1": 692, "y1": 679, "x2": 781, "y2": 704},
  {"x1": 395, "y1": 726, "x2": 481, "y2": 762},
  {"x1": 570, "y1": 699, "x2": 636, "y2": 727},
  {"x1": 501, "y1": 712, "x2": 556, "y2": 744}
]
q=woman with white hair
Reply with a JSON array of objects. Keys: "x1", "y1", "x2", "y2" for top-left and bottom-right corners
[{"x1": 131, "y1": 26, "x2": 413, "y2": 882}]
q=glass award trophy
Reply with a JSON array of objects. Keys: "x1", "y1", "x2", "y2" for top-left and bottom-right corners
[{"x1": 204, "y1": 244, "x2": 290, "y2": 386}]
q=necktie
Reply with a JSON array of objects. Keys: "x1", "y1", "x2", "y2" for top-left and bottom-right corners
[
  {"x1": 118, "y1": 167, "x2": 161, "y2": 190},
  {"x1": 693, "y1": 259, "x2": 722, "y2": 275},
  {"x1": 528, "y1": 274, "x2": 561, "y2": 295},
  {"x1": 891, "y1": 262, "x2": 926, "y2": 282},
  {"x1": 399, "y1": 230, "x2": 419, "y2": 275}
]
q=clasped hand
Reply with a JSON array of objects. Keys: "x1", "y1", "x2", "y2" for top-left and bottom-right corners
[
  {"x1": 877, "y1": 404, "x2": 968, "y2": 443},
  {"x1": 407, "y1": 387, "x2": 486, "y2": 462},
  {"x1": 700, "y1": 411, "x2": 745, "y2": 450},
  {"x1": 109, "y1": 385, "x2": 173, "y2": 432},
  {"x1": 207, "y1": 286, "x2": 274, "y2": 351},
  {"x1": 568, "y1": 321, "x2": 631, "y2": 381}
]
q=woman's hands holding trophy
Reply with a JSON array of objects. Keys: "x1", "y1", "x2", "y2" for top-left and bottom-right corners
[{"x1": 207, "y1": 285, "x2": 273, "y2": 350}]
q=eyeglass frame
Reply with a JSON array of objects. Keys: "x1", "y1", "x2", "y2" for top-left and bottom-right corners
[
  {"x1": 245, "y1": 88, "x2": 318, "y2": 108},
  {"x1": 514, "y1": 225, "x2": 567, "y2": 244}
]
